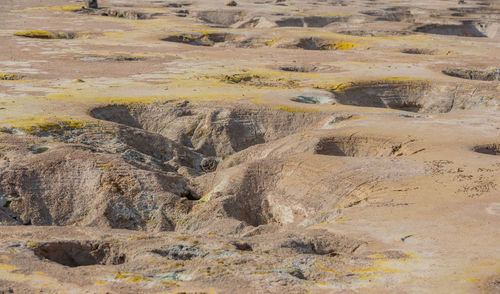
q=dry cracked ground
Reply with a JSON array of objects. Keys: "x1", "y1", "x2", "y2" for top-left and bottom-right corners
[{"x1": 0, "y1": 0, "x2": 499, "y2": 293}]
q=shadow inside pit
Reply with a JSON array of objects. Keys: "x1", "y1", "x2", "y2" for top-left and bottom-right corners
[{"x1": 33, "y1": 241, "x2": 125, "y2": 267}]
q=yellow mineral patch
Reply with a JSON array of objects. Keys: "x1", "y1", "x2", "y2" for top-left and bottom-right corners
[
  {"x1": 16, "y1": 5, "x2": 82, "y2": 12},
  {"x1": 95, "y1": 281, "x2": 107, "y2": 285},
  {"x1": 14, "y1": 30, "x2": 58, "y2": 39},
  {"x1": 0, "y1": 73, "x2": 23, "y2": 81},
  {"x1": 359, "y1": 273, "x2": 380, "y2": 280},
  {"x1": 160, "y1": 281, "x2": 180, "y2": 287},
  {"x1": 26, "y1": 242, "x2": 37, "y2": 246},
  {"x1": 0, "y1": 264, "x2": 18, "y2": 272},
  {"x1": 115, "y1": 272, "x2": 150, "y2": 283},
  {"x1": 97, "y1": 163, "x2": 114, "y2": 168},
  {"x1": 275, "y1": 105, "x2": 319, "y2": 113},
  {"x1": 103, "y1": 32, "x2": 126, "y2": 39},
  {"x1": 2, "y1": 117, "x2": 90, "y2": 134},
  {"x1": 370, "y1": 260, "x2": 404, "y2": 273},
  {"x1": 350, "y1": 267, "x2": 380, "y2": 274},
  {"x1": 329, "y1": 41, "x2": 361, "y2": 50}
]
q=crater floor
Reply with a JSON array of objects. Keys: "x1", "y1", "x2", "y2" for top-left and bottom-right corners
[{"x1": 0, "y1": 0, "x2": 499, "y2": 293}]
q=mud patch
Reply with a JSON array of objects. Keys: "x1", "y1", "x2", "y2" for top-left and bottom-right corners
[
  {"x1": 292, "y1": 95, "x2": 334, "y2": 104},
  {"x1": 291, "y1": 89, "x2": 335, "y2": 104},
  {"x1": 443, "y1": 68, "x2": 500, "y2": 81},
  {"x1": 473, "y1": 144, "x2": 500, "y2": 155},
  {"x1": 162, "y1": 33, "x2": 234, "y2": 46},
  {"x1": 33, "y1": 241, "x2": 125, "y2": 267}
]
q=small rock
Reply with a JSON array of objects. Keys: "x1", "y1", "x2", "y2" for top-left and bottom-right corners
[
  {"x1": 200, "y1": 158, "x2": 218, "y2": 172},
  {"x1": 226, "y1": 0, "x2": 238, "y2": 6}
]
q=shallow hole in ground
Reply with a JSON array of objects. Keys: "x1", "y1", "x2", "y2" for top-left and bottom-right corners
[
  {"x1": 473, "y1": 144, "x2": 500, "y2": 155},
  {"x1": 276, "y1": 16, "x2": 335, "y2": 27},
  {"x1": 442, "y1": 68, "x2": 499, "y2": 81},
  {"x1": 151, "y1": 245, "x2": 208, "y2": 260},
  {"x1": 278, "y1": 65, "x2": 318, "y2": 72},
  {"x1": 326, "y1": 80, "x2": 439, "y2": 112},
  {"x1": 90, "y1": 103, "x2": 331, "y2": 157},
  {"x1": 75, "y1": 7, "x2": 153, "y2": 19},
  {"x1": 289, "y1": 37, "x2": 358, "y2": 51},
  {"x1": 33, "y1": 241, "x2": 125, "y2": 267},
  {"x1": 337, "y1": 30, "x2": 411, "y2": 37},
  {"x1": 415, "y1": 21, "x2": 497, "y2": 37},
  {"x1": 401, "y1": 48, "x2": 436, "y2": 55},
  {"x1": 314, "y1": 136, "x2": 409, "y2": 157},
  {"x1": 196, "y1": 9, "x2": 244, "y2": 27},
  {"x1": 449, "y1": 6, "x2": 500, "y2": 16},
  {"x1": 162, "y1": 33, "x2": 234, "y2": 46},
  {"x1": 74, "y1": 55, "x2": 146, "y2": 62}
]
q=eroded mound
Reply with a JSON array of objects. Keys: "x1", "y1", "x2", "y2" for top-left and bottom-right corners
[
  {"x1": 0, "y1": 143, "x2": 193, "y2": 230},
  {"x1": 33, "y1": 241, "x2": 125, "y2": 267},
  {"x1": 473, "y1": 144, "x2": 500, "y2": 155}
]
